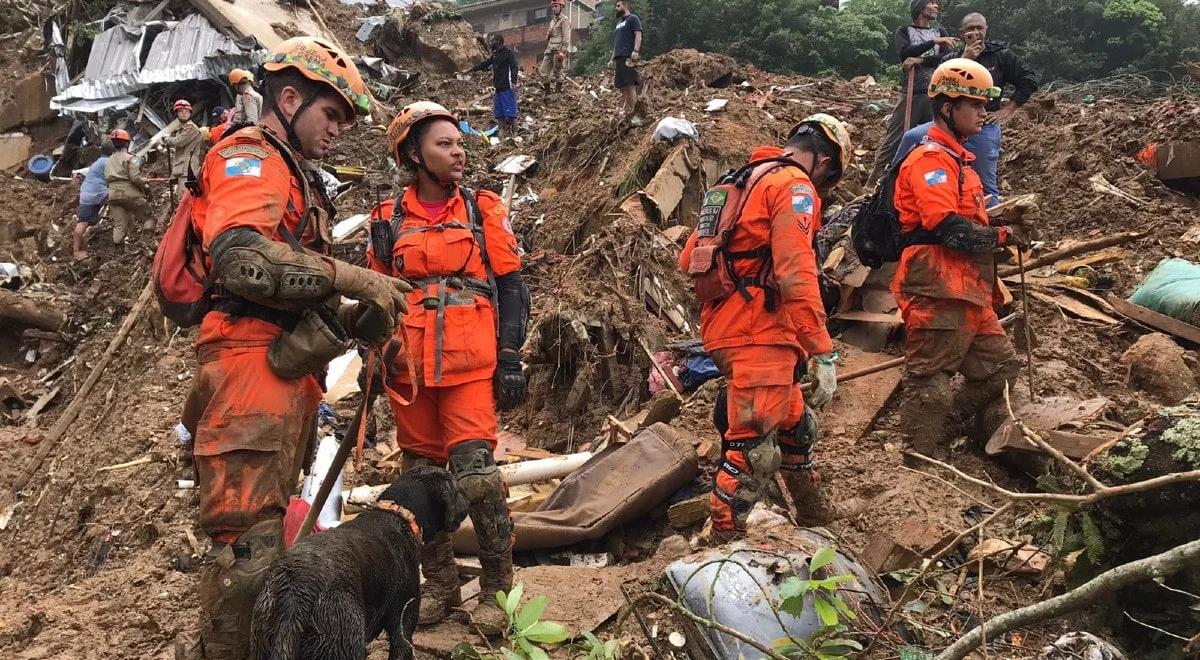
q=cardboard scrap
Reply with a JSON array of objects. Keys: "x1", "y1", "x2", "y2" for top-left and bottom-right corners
[
  {"x1": 968, "y1": 539, "x2": 1050, "y2": 575},
  {"x1": 986, "y1": 396, "x2": 1114, "y2": 459},
  {"x1": 640, "y1": 143, "x2": 691, "y2": 221}
]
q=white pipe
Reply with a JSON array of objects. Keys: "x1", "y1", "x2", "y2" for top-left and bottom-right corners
[{"x1": 342, "y1": 452, "x2": 594, "y2": 506}]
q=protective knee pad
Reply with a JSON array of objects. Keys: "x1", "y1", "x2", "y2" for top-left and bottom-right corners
[
  {"x1": 449, "y1": 441, "x2": 512, "y2": 555},
  {"x1": 716, "y1": 433, "x2": 781, "y2": 522},
  {"x1": 779, "y1": 406, "x2": 818, "y2": 472}
]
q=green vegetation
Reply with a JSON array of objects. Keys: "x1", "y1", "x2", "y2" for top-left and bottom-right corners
[
  {"x1": 573, "y1": 0, "x2": 1200, "y2": 84},
  {"x1": 451, "y1": 583, "x2": 572, "y2": 660},
  {"x1": 773, "y1": 546, "x2": 865, "y2": 660}
]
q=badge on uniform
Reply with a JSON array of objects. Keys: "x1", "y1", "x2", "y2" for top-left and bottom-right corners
[
  {"x1": 225, "y1": 157, "x2": 262, "y2": 178},
  {"x1": 924, "y1": 169, "x2": 948, "y2": 186},
  {"x1": 791, "y1": 185, "x2": 814, "y2": 215}
]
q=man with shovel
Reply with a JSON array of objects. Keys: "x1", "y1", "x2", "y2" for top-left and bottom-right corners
[{"x1": 867, "y1": 0, "x2": 958, "y2": 186}]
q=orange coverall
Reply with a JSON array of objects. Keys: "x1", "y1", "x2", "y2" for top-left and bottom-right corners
[
  {"x1": 368, "y1": 186, "x2": 521, "y2": 464},
  {"x1": 892, "y1": 124, "x2": 1017, "y2": 453},
  {"x1": 679, "y1": 145, "x2": 834, "y2": 532},
  {"x1": 187, "y1": 126, "x2": 325, "y2": 545}
]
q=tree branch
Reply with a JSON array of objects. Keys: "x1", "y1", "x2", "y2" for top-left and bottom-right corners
[
  {"x1": 617, "y1": 591, "x2": 791, "y2": 660},
  {"x1": 936, "y1": 537, "x2": 1200, "y2": 660}
]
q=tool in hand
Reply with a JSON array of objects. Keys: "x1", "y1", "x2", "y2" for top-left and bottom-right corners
[{"x1": 1016, "y1": 248, "x2": 1037, "y2": 402}]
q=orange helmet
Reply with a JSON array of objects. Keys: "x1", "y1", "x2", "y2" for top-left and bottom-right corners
[
  {"x1": 387, "y1": 101, "x2": 457, "y2": 158},
  {"x1": 788, "y1": 112, "x2": 853, "y2": 185},
  {"x1": 262, "y1": 36, "x2": 371, "y2": 116},
  {"x1": 108, "y1": 128, "x2": 131, "y2": 141},
  {"x1": 928, "y1": 58, "x2": 1000, "y2": 101},
  {"x1": 228, "y1": 68, "x2": 254, "y2": 86},
  {"x1": 172, "y1": 99, "x2": 192, "y2": 113}
]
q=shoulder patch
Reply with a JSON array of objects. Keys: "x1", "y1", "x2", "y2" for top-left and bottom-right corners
[
  {"x1": 923, "y1": 168, "x2": 949, "y2": 186},
  {"x1": 225, "y1": 157, "x2": 262, "y2": 178},
  {"x1": 791, "y1": 185, "x2": 815, "y2": 215},
  {"x1": 219, "y1": 144, "x2": 270, "y2": 160}
]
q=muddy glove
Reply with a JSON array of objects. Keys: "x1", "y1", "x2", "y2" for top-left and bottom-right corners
[
  {"x1": 495, "y1": 348, "x2": 526, "y2": 411},
  {"x1": 999, "y1": 226, "x2": 1032, "y2": 250},
  {"x1": 338, "y1": 302, "x2": 393, "y2": 345},
  {"x1": 326, "y1": 260, "x2": 412, "y2": 338},
  {"x1": 809, "y1": 352, "x2": 838, "y2": 409}
]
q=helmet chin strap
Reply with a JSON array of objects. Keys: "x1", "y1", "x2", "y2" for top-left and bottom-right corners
[
  {"x1": 411, "y1": 149, "x2": 456, "y2": 195},
  {"x1": 939, "y1": 99, "x2": 971, "y2": 142},
  {"x1": 264, "y1": 78, "x2": 320, "y2": 153}
]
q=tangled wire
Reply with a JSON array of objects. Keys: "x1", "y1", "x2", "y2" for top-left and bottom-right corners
[{"x1": 1044, "y1": 72, "x2": 1200, "y2": 101}]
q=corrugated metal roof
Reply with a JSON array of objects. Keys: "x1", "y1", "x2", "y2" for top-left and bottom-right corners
[{"x1": 52, "y1": 14, "x2": 264, "y2": 112}]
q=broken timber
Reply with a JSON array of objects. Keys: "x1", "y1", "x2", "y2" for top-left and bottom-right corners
[
  {"x1": 1106, "y1": 294, "x2": 1200, "y2": 346},
  {"x1": 0, "y1": 288, "x2": 66, "y2": 331},
  {"x1": 996, "y1": 231, "x2": 1146, "y2": 278}
]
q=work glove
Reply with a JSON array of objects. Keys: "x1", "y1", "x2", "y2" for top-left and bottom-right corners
[
  {"x1": 337, "y1": 302, "x2": 393, "y2": 345},
  {"x1": 999, "y1": 226, "x2": 1032, "y2": 250},
  {"x1": 495, "y1": 348, "x2": 527, "y2": 411},
  {"x1": 327, "y1": 260, "x2": 412, "y2": 339},
  {"x1": 809, "y1": 352, "x2": 838, "y2": 409}
]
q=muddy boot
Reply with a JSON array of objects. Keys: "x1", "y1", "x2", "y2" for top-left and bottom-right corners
[
  {"x1": 952, "y1": 359, "x2": 1021, "y2": 438},
  {"x1": 898, "y1": 372, "x2": 952, "y2": 462},
  {"x1": 197, "y1": 519, "x2": 284, "y2": 659},
  {"x1": 449, "y1": 441, "x2": 514, "y2": 637},
  {"x1": 554, "y1": 80, "x2": 563, "y2": 94},
  {"x1": 417, "y1": 532, "x2": 461, "y2": 625}
]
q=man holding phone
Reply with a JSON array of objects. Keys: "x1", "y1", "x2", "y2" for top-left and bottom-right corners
[{"x1": 891, "y1": 12, "x2": 1040, "y2": 205}]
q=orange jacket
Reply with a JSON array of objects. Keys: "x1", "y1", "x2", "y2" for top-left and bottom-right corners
[
  {"x1": 892, "y1": 124, "x2": 998, "y2": 310},
  {"x1": 679, "y1": 146, "x2": 833, "y2": 358},
  {"x1": 368, "y1": 185, "x2": 521, "y2": 387},
  {"x1": 193, "y1": 125, "x2": 325, "y2": 349}
]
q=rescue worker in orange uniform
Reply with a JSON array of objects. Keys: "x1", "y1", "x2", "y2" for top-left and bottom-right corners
[
  {"x1": 367, "y1": 101, "x2": 529, "y2": 632},
  {"x1": 679, "y1": 114, "x2": 852, "y2": 539},
  {"x1": 892, "y1": 58, "x2": 1027, "y2": 460},
  {"x1": 185, "y1": 37, "x2": 411, "y2": 658}
]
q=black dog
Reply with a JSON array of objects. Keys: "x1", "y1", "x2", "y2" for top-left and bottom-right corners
[{"x1": 250, "y1": 466, "x2": 469, "y2": 660}]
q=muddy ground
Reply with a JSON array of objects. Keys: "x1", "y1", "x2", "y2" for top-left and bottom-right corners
[{"x1": 2, "y1": 6, "x2": 1200, "y2": 659}]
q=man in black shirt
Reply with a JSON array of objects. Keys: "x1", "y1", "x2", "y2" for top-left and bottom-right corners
[
  {"x1": 609, "y1": 0, "x2": 644, "y2": 126},
  {"x1": 867, "y1": 0, "x2": 958, "y2": 185},
  {"x1": 891, "y1": 12, "x2": 1040, "y2": 205},
  {"x1": 469, "y1": 34, "x2": 521, "y2": 136}
]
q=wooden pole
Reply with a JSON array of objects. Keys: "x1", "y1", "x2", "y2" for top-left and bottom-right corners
[
  {"x1": 0, "y1": 279, "x2": 155, "y2": 518},
  {"x1": 903, "y1": 68, "x2": 916, "y2": 131},
  {"x1": 996, "y1": 231, "x2": 1146, "y2": 278}
]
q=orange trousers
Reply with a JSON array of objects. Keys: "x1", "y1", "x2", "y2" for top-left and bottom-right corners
[
  {"x1": 189, "y1": 346, "x2": 321, "y2": 544},
  {"x1": 710, "y1": 345, "x2": 811, "y2": 532},
  {"x1": 389, "y1": 376, "x2": 497, "y2": 465}
]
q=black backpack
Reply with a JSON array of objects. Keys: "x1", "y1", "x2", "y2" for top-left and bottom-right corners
[{"x1": 850, "y1": 140, "x2": 961, "y2": 268}]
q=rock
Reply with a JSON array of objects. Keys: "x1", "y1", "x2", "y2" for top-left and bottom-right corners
[{"x1": 1119, "y1": 333, "x2": 1199, "y2": 404}]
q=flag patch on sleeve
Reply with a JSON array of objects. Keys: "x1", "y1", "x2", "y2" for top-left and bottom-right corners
[
  {"x1": 225, "y1": 157, "x2": 262, "y2": 178},
  {"x1": 923, "y1": 169, "x2": 948, "y2": 186}
]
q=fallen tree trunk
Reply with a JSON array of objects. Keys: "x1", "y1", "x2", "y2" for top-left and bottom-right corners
[
  {"x1": 0, "y1": 288, "x2": 66, "y2": 331},
  {"x1": 936, "y1": 537, "x2": 1200, "y2": 660},
  {"x1": 0, "y1": 280, "x2": 154, "y2": 524},
  {"x1": 997, "y1": 231, "x2": 1147, "y2": 277}
]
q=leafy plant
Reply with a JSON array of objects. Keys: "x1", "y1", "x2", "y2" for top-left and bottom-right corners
[
  {"x1": 577, "y1": 631, "x2": 622, "y2": 659},
  {"x1": 772, "y1": 546, "x2": 864, "y2": 660},
  {"x1": 450, "y1": 583, "x2": 571, "y2": 660}
]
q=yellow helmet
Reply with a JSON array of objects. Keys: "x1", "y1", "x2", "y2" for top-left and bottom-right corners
[
  {"x1": 262, "y1": 36, "x2": 372, "y2": 117},
  {"x1": 928, "y1": 58, "x2": 1000, "y2": 101},
  {"x1": 789, "y1": 113, "x2": 853, "y2": 185}
]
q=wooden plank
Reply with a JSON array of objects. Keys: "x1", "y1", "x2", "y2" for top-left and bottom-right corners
[
  {"x1": 667, "y1": 494, "x2": 711, "y2": 529},
  {"x1": 1029, "y1": 290, "x2": 1119, "y2": 324},
  {"x1": 1053, "y1": 249, "x2": 1126, "y2": 274},
  {"x1": 1107, "y1": 294, "x2": 1200, "y2": 346}
]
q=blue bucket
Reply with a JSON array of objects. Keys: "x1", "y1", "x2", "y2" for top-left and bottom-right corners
[{"x1": 27, "y1": 154, "x2": 54, "y2": 181}]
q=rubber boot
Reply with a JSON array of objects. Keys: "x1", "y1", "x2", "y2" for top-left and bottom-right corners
[
  {"x1": 197, "y1": 519, "x2": 284, "y2": 659},
  {"x1": 417, "y1": 532, "x2": 461, "y2": 625},
  {"x1": 898, "y1": 372, "x2": 953, "y2": 461},
  {"x1": 449, "y1": 441, "x2": 514, "y2": 637},
  {"x1": 781, "y1": 469, "x2": 836, "y2": 526}
]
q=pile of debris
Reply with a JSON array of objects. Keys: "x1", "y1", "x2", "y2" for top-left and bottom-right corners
[{"x1": 3, "y1": 0, "x2": 1200, "y2": 657}]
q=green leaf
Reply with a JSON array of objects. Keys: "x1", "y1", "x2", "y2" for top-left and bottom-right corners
[
  {"x1": 495, "y1": 590, "x2": 508, "y2": 612},
  {"x1": 810, "y1": 546, "x2": 837, "y2": 573},
  {"x1": 1080, "y1": 511, "x2": 1105, "y2": 565},
  {"x1": 831, "y1": 595, "x2": 858, "y2": 621},
  {"x1": 582, "y1": 631, "x2": 600, "y2": 647},
  {"x1": 1051, "y1": 509, "x2": 1071, "y2": 551},
  {"x1": 500, "y1": 647, "x2": 525, "y2": 660},
  {"x1": 605, "y1": 639, "x2": 619, "y2": 656},
  {"x1": 823, "y1": 638, "x2": 864, "y2": 652},
  {"x1": 505, "y1": 583, "x2": 525, "y2": 617},
  {"x1": 899, "y1": 646, "x2": 934, "y2": 660},
  {"x1": 522, "y1": 642, "x2": 550, "y2": 660},
  {"x1": 451, "y1": 642, "x2": 484, "y2": 660},
  {"x1": 814, "y1": 596, "x2": 840, "y2": 628},
  {"x1": 523, "y1": 621, "x2": 571, "y2": 644},
  {"x1": 516, "y1": 595, "x2": 549, "y2": 632},
  {"x1": 779, "y1": 577, "x2": 808, "y2": 600}
]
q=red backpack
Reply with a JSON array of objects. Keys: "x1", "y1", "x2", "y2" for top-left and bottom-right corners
[
  {"x1": 152, "y1": 191, "x2": 213, "y2": 327},
  {"x1": 684, "y1": 157, "x2": 800, "y2": 307}
]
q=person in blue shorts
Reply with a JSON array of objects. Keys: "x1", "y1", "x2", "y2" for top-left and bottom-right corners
[
  {"x1": 469, "y1": 34, "x2": 521, "y2": 136},
  {"x1": 72, "y1": 145, "x2": 112, "y2": 260}
]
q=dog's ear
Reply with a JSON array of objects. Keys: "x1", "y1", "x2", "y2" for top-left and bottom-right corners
[{"x1": 440, "y1": 474, "x2": 470, "y2": 531}]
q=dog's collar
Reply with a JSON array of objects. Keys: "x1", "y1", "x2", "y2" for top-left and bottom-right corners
[{"x1": 373, "y1": 499, "x2": 423, "y2": 544}]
